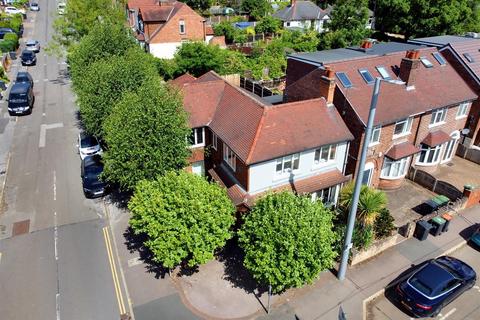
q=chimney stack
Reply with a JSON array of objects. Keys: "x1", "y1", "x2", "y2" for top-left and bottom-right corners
[
  {"x1": 360, "y1": 39, "x2": 373, "y2": 51},
  {"x1": 399, "y1": 50, "x2": 420, "y2": 88},
  {"x1": 319, "y1": 66, "x2": 336, "y2": 106}
]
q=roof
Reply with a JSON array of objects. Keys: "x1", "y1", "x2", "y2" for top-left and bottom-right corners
[
  {"x1": 292, "y1": 47, "x2": 477, "y2": 126},
  {"x1": 170, "y1": 73, "x2": 196, "y2": 87},
  {"x1": 422, "y1": 130, "x2": 451, "y2": 147},
  {"x1": 273, "y1": 1, "x2": 329, "y2": 22},
  {"x1": 409, "y1": 35, "x2": 478, "y2": 47},
  {"x1": 175, "y1": 71, "x2": 353, "y2": 165},
  {"x1": 446, "y1": 39, "x2": 480, "y2": 84},
  {"x1": 140, "y1": 5, "x2": 177, "y2": 22},
  {"x1": 293, "y1": 169, "x2": 349, "y2": 194},
  {"x1": 127, "y1": 0, "x2": 157, "y2": 10},
  {"x1": 385, "y1": 142, "x2": 420, "y2": 160}
]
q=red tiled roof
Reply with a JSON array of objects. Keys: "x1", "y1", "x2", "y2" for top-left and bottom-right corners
[
  {"x1": 385, "y1": 142, "x2": 420, "y2": 160},
  {"x1": 422, "y1": 130, "x2": 451, "y2": 147},
  {"x1": 175, "y1": 71, "x2": 354, "y2": 164},
  {"x1": 449, "y1": 39, "x2": 480, "y2": 84},
  {"x1": 170, "y1": 73, "x2": 196, "y2": 87},
  {"x1": 208, "y1": 166, "x2": 246, "y2": 206},
  {"x1": 127, "y1": 0, "x2": 157, "y2": 10},
  {"x1": 293, "y1": 169, "x2": 350, "y2": 194},
  {"x1": 135, "y1": 33, "x2": 145, "y2": 41},
  {"x1": 141, "y1": 5, "x2": 176, "y2": 21},
  {"x1": 326, "y1": 47, "x2": 477, "y2": 126}
]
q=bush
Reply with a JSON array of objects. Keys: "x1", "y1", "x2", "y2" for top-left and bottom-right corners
[
  {"x1": 352, "y1": 225, "x2": 374, "y2": 251},
  {"x1": 3, "y1": 33, "x2": 18, "y2": 49},
  {"x1": 373, "y1": 208, "x2": 396, "y2": 239},
  {"x1": 0, "y1": 39, "x2": 16, "y2": 52}
]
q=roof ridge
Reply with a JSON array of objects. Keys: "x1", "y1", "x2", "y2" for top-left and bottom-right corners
[
  {"x1": 246, "y1": 108, "x2": 267, "y2": 164},
  {"x1": 266, "y1": 97, "x2": 327, "y2": 109}
]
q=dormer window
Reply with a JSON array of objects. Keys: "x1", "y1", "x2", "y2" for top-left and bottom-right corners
[
  {"x1": 358, "y1": 68, "x2": 374, "y2": 84},
  {"x1": 179, "y1": 20, "x2": 185, "y2": 34},
  {"x1": 420, "y1": 56, "x2": 433, "y2": 68},
  {"x1": 376, "y1": 66, "x2": 391, "y2": 80}
]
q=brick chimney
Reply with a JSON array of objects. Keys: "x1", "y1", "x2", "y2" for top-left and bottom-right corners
[
  {"x1": 399, "y1": 50, "x2": 420, "y2": 88},
  {"x1": 319, "y1": 66, "x2": 336, "y2": 106},
  {"x1": 360, "y1": 39, "x2": 373, "y2": 50}
]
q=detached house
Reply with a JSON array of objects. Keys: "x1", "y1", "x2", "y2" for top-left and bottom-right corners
[
  {"x1": 127, "y1": 0, "x2": 207, "y2": 59},
  {"x1": 286, "y1": 42, "x2": 477, "y2": 190},
  {"x1": 273, "y1": 0, "x2": 332, "y2": 33},
  {"x1": 409, "y1": 35, "x2": 480, "y2": 150},
  {"x1": 171, "y1": 71, "x2": 354, "y2": 210}
]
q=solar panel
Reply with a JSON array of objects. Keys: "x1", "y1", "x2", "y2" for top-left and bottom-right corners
[
  {"x1": 463, "y1": 53, "x2": 475, "y2": 63},
  {"x1": 336, "y1": 72, "x2": 352, "y2": 88},
  {"x1": 358, "y1": 69, "x2": 374, "y2": 84},
  {"x1": 376, "y1": 66, "x2": 391, "y2": 79},
  {"x1": 420, "y1": 56, "x2": 433, "y2": 68},
  {"x1": 432, "y1": 52, "x2": 446, "y2": 65}
]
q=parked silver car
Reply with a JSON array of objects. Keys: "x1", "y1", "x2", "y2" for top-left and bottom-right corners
[{"x1": 25, "y1": 40, "x2": 40, "y2": 53}]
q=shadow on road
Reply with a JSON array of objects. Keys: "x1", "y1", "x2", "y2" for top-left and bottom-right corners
[
  {"x1": 123, "y1": 226, "x2": 169, "y2": 279},
  {"x1": 459, "y1": 223, "x2": 478, "y2": 241}
]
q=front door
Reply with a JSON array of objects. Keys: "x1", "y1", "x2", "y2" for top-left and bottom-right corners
[{"x1": 442, "y1": 139, "x2": 456, "y2": 162}]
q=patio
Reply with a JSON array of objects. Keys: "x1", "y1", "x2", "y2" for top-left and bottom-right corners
[{"x1": 433, "y1": 156, "x2": 480, "y2": 191}]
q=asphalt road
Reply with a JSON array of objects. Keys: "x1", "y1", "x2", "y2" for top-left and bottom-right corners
[
  {"x1": 0, "y1": 1, "x2": 124, "y2": 319},
  {"x1": 367, "y1": 243, "x2": 480, "y2": 320}
]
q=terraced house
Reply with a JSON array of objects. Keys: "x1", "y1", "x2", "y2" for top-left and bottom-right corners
[
  {"x1": 285, "y1": 42, "x2": 477, "y2": 190},
  {"x1": 171, "y1": 71, "x2": 354, "y2": 211}
]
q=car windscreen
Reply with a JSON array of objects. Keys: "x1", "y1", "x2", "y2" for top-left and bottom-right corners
[
  {"x1": 16, "y1": 75, "x2": 28, "y2": 82},
  {"x1": 9, "y1": 93, "x2": 27, "y2": 103},
  {"x1": 22, "y1": 51, "x2": 34, "y2": 58},
  {"x1": 26, "y1": 42, "x2": 36, "y2": 47},
  {"x1": 81, "y1": 136, "x2": 98, "y2": 148}
]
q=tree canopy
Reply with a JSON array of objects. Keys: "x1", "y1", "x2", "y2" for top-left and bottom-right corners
[
  {"x1": 375, "y1": 0, "x2": 480, "y2": 39},
  {"x1": 241, "y1": 0, "x2": 271, "y2": 20},
  {"x1": 129, "y1": 171, "x2": 236, "y2": 268},
  {"x1": 238, "y1": 191, "x2": 337, "y2": 293},
  {"x1": 183, "y1": 0, "x2": 213, "y2": 11},
  {"x1": 102, "y1": 80, "x2": 190, "y2": 190}
]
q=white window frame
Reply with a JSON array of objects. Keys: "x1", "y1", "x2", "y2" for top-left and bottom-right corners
[
  {"x1": 370, "y1": 126, "x2": 381, "y2": 146},
  {"x1": 275, "y1": 153, "x2": 300, "y2": 174},
  {"x1": 223, "y1": 144, "x2": 236, "y2": 171},
  {"x1": 311, "y1": 185, "x2": 338, "y2": 206},
  {"x1": 179, "y1": 20, "x2": 185, "y2": 34},
  {"x1": 416, "y1": 144, "x2": 442, "y2": 166},
  {"x1": 381, "y1": 157, "x2": 410, "y2": 179},
  {"x1": 393, "y1": 117, "x2": 413, "y2": 138},
  {"x1": 429, "y1": 108, "x2": 447, "y2": 127},
  {"x1": 456, "y1": 102, "x2": 469, "y2": 119},
  {"x1": 314, "y1": 144, "x2": 337, "y2": 165},
  {"x1": 362, "y1": 162, "x2": 375, "y2": 186},
  {"x1": 189, "y1": 127, "x2": 205, "y2": 148},
  {"x1": 212, "y1": 132, "x2": 218, "y2": 150}
]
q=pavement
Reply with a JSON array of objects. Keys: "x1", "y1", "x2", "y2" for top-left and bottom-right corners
[
  {"x1": 109, "y1": 196, "x2": 480, "y2": 320},
  {"x1": 0, "y1": 1, "x2": 128, "y2": 319}
]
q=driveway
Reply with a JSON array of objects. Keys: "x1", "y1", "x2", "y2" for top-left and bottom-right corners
[{"x1": 433, "y1": 156, "x2": 480, "y2": 191}]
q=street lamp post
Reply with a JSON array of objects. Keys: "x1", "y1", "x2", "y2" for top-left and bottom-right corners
[{"x1": 337, "y1": 77, "x2": 404, "y2": 281}]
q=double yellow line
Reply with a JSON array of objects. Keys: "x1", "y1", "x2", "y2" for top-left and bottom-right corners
[{"x1": 103, "y1": 227, "x2": 126, "y2": 315}]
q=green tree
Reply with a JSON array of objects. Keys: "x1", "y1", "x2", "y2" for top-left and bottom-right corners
[
  {"x1": 213, "y1": 21, "x2": 239, "y2": 43},
  {"x1": 184, "y1": 0, "x2": 213, "y2": 11},
  {"x1": 129, "y1": 171, "x2": 236, "y2": 268},
  {"x1": 102, "y1": 81, "x2": 190, "y2": 190},
  {"x1": 338, "y1": 183, "x2": 388, "y2": 227},
  {"x1": 238, "y1": 191, "x2": 337, "y2": 293},
  {"x1": 241, "y1": 0, "x2": 271, "y2": 20},
  {"x1": 68, "y1": 22, "x2": 137, "y2": 82},
  {"x1": 75, "y1": 47, "x2": 158, "y2": 137},
  {"x1": 255, "y1": 16, "x2": 282, "y2": 34}
]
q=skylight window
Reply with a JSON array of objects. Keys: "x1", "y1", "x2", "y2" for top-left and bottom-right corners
[
  {"x1": 336, "y1": 72, "x2": 352, "y2": 88},
  {"x1": 420, "y1": 56, "x2": 433, "y2": 68},
  {"x1": 376, "y1": 66, "x2": 391, "y2": 80},
  {"x1": 432, "y1": 52, "x2": 446, "y2": 65},
  {"x1": 358, "y1": 68, "x2": 374, "y2": 84},
  {"x1": 464, "y1": 53, "x2": 475, "y2": 63}
]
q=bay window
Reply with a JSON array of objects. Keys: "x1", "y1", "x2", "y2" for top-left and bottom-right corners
[
  {"x1": 276, "y1": 153, "x2": 300, "y2": 174},
  {"x1": 311, "y1": 185, "x2": 338, "y2": 206},
  {"x1": 381, "y1": 157, "x2": 410, "y2": 179},
  {"x1": 314, "y1": 144, "x2": 336, "y2": 164},
  {"x1": 417, "y1": 144, "x2": 442, "y2": 165}
]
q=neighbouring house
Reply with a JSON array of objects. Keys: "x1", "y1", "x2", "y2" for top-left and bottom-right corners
[
  {"x1": 285, "y1": 41, "x2": 477, "y2": 190},
  {"x1": 409, "y1": 34, "x2": 480, "y2": 151},
  {"x1": 127, "y1": 0, "x2": 207, "y2": 59},
  {"x1": 171, "y1": 71, "x2": 354, "y2": 211},
  {"x1": 273, "y1": 0, "x2": 332, "y2": 33}
]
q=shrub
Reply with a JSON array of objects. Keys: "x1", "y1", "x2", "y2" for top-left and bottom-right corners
[
  {"x1": 373, "y1": 208, "x2": 396, "y2": 239},
  {"x1": 352, "y1": 225, "x2": 374, "y2": 251},
  {"x1": 3, "y1": 32, "x2": 18, "y2": 49}
]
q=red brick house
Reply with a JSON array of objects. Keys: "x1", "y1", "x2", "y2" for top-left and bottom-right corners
[
  {"x1": 286, "y1": 43, "x2": 477, "y2": 190},
  {"x1": 127, "y1": 0, "x2": 207, "y2": 59},
  {"x1": 409, "y1": 35, "x2": 480, "y2": 150},
  {"x1": 172, "y1": 71, "x2": 354, "y2": 210}
]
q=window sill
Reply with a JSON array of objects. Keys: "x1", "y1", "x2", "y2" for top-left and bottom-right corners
[
  {"x1": 189, "y1": 143, "x2": 205, "y2": 149},
  {"x1": 392, "y1": 132, "x2": 411, "y2": 140},
  {"x1": 428, "y1": 121, "x2": 446, "y2": 129},
  {"x1": 379, "y1": 174, "x2": 407, "y2": 181},
  {"x1": 415, "y1": 161, "x2": 439, "y2": 167},
  {"x1": 455, "y1": 115, "x2": 468, "y2": 120},
  {"x1": 369, "y1": 142, "x2": 380, "y2": 148}
]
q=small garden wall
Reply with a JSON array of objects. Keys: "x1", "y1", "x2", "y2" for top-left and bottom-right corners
[{"x1": 350, "y1": 233, "x2": 405, "y2": 266}]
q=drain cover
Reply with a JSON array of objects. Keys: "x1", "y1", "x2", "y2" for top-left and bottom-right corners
[{"x1": 12, "y1": 220, "x2": 30, "y2": 236}]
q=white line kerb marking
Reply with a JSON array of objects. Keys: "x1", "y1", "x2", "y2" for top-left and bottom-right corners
[
  {"x1": 39, "y1": 123, "x2": 64, "y2": 148},
  {"x1": 439, "y1": 308, "x2": 457, "y2": 320},
  {"x1": 53, "y1": 171, "x2": 57, "y2": 201}
]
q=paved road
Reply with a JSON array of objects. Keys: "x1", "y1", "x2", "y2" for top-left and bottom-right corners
[
  {"x1": 0, "y1": 1, "x2": 125, "y2": 319},
  {"x1": 367, "y1": 243, "x2": 480, "y2": 320}
]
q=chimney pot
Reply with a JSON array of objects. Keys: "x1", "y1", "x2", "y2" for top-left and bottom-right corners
[{"x1": 361, "y1": 39, "x2": 373, "y2": 49}]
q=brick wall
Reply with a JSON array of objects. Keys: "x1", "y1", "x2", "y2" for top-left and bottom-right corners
[
  {"x1": 150, "y1": 5, "x2": 205, "y2": 44},
  {"x1": 285, "y1": 58, "x2": 319, "y2": 90}
]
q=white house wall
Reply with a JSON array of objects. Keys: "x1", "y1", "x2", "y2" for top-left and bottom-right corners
[
  {"x1": 248, "y1": 142, "x2": 348, "y2": 194},
  {"x1": 149, "y1": 42, "x2": 181, "y2": 59}
]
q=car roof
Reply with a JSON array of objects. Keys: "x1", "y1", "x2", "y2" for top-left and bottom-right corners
[
  {"x1": 26, "y1": 40, "x2": 37, "y2": 45},
  {"x1": 16, "y1": 71, "x2": 31, "y2": 78},
  {"x1": 21, "y1": 49, "x2": 34, "y2": 54},
  {"x1": 83, "y1": 155, "x2": 103, "y2": 166},
  {"x1": 10, "y1": 82, "x2": 31, "y2": 93},
  {"x1": 411, "y1": 261, "x2": 454, "y2": 296}
]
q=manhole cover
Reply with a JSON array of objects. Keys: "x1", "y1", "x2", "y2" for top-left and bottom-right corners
[
  {"x1": 12, "y1": 220, "x2": 30, "y2": 236},
  {"x1": 446, "y1": 163, "x2": 454, "y2": 167}
]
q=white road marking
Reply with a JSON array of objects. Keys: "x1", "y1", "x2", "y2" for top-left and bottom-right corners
[
  {"x1": 43, "y1": 79, "x2": 48, "y2": 82},
  {"x1": 54, "y1": 226, "x2": 58, "y2": 261},
  {"x1": 0, "y1": 252, "x2": 2, "y2": 264},
  {"x1": 39, "y1": 123, "x2": 64, "y2": 148},
  {"x1": 439, "y1": 308, "x2": 456, "y2": 320},
  {"x1": 53, "y1": 171, "x2": 56, "y2": 201},
  {"x1": 56, "y1": 292, "x2": 60, "y2": 320},
  {"x1": 34, "y1": 79, "x2": 39, "y2": 83}
]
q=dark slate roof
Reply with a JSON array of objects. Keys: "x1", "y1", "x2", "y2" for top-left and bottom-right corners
[
  {"x1": 273, "y1": 1, "x2": 329, "y2": 22},
  {"x1": 409, "y1": 35, "x2": 478, "y2": 47}
]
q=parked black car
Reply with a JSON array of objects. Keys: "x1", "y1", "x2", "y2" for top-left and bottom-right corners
[
  {"x1": 15, "y1": 71, "x2": 33, "y2": 87},
  {"x1": 81, "y1": 155, "x2": 108, "y2": 198},
  {"x1": 0, "y1": 26, "x2": 23, "y2": 38},
  {"x1": 7, "y1": 82, "x2": 34, "y2": 116},
  {"x1": 396, "y1": 256, "x2": 476, "y2": 317},
  {"x1": 20, "y1": 50, "x2": 36, "y2": 66}
]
